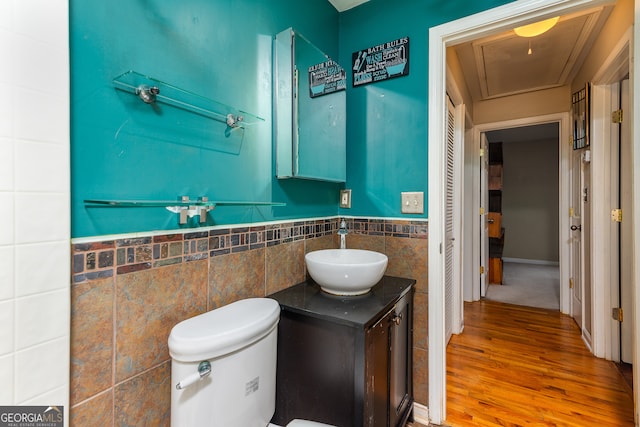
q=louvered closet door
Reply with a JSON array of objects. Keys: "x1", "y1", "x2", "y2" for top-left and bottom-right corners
[{"x1": 445, "y1": 96, "x2": 456, "y2": 344}]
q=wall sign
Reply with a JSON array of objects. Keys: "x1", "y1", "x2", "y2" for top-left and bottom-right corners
[
  {"x1": 352, "y1": 37, "x2": 409, "y2": 87},
  {"x1": 308, "y1": 59, "x2": 346, "y2": 98}
]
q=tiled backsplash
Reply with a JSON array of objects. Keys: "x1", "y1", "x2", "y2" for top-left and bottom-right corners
[
  {"x1": 72, "y1": 219, "x2": 337, "y2": 283},
  {"x1": 72, "y1": 218, "x2": 428, "y2": 282},
  {"x1": 70, "y1": 217, "x2": 428, "y2": 426}
]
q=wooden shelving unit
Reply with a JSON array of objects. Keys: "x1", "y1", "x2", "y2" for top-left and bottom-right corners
[{"x1": 488, "y1": 142, "x2": 504, "y2": 285}]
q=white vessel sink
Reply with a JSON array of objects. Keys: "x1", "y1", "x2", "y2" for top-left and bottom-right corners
[{"x1": 305, "y1": 249, "x2": 388, "y2": 296}]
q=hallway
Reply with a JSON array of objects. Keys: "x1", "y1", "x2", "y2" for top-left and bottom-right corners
[
  {"x1": 485, "y1": 262, "x2": 560, "y2": 311},
  {"x1": 443, "y1": 300, "x2": 634, "y2": 426}
]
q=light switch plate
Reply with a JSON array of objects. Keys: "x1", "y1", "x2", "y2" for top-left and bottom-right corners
[
  {"x1": 401, "y1": 191, "x2": 424, "y2": 214},
  {"x1": 340, "y1": 189, "x2": 352, "y2": 208}
]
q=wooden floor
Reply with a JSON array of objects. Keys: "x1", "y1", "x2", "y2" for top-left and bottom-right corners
[{"x1": 440, "y1": 300, "x2": 635, "y2": 427}]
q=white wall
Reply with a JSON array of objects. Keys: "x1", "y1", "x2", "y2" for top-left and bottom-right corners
[
  {"x1": 473, "y1": 86, "x2": 570, "y2": 125},
  {"x1": 0, "y1": 0, "x2": 70, "y2": 420},
  {"x1": 502, "y1": 138, "x2": 560, "y2": 262}
]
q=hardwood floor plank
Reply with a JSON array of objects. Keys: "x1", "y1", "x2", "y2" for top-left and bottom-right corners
[{"x1": 443, "y1": 300, "x2": 634, "y2": 427}]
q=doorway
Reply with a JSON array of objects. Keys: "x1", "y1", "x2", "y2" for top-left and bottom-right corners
[
  {"x1": 482, "y1": 124, "x2": 560, "y2": 311},
  {"x1": 468, "y1": 115, "x2": 570, "y2": 310},
  {"x1": 427, "y1": 0, "x2": 636, "y2": 424}
]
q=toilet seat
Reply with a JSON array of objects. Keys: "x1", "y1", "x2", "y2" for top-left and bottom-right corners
[{"x1": 268, "y1": 420, "x2": 335, "y2": 427}]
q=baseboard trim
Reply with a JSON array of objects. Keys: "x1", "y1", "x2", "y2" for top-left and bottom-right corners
[
  {"x1": 502, "y1": 257, "x2": 559, "y2": 266},
  {"x1": 412, "y1": 402, "x2": 429, "y2": 425}
]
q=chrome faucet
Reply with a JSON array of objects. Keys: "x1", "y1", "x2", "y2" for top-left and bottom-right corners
[{"x1": 338, "y1": 219, "x2": 348, "y2": 249}]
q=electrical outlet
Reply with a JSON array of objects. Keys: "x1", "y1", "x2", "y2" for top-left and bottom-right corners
[
  {"x1": 340, "y1": 189, "x2": 352, "y2": 208},
  {"x1": 401, "y1": 191, "x2": 424, "y2": 214}
]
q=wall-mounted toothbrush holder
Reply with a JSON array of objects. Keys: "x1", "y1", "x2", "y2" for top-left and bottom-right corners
[
  {"x1": 112, "y1": 70, "x2": 265, "y2": 129},
  {"x1": 84, "y1": 196, "x2": 285, "y2": 225}
]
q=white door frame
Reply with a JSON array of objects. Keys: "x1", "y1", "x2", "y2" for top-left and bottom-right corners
[
  {"x1": 590, "y1": 27, "x2": 631, "y2": 361},
  {"x1": 427, "y1": 0, "x2": 636, "y2": 423},
  {"x1": 469, "y1": 114, "x2": 571, "y2": 313}
]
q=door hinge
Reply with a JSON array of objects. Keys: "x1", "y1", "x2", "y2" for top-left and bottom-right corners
[
  {"x1": 612, "y1": 109, "x2": 624, "y2": 124},
  {"x1": 569, "y1": 207, "x2": 574, "y2": 217},
  {"x1": 479, "y1": 148, "x2": 485, "y2": 157},
  {"x1": 480, "y1": 266, "x2": 485, "y2": 275},
  {"x1": 480, "y1": 207, "x2": 485, "y2": 215},
  {"x1": 612, "y1": 307, "x2": 623, "y2": 322},
  {"x1": 569, "y1": 278, "x2": 574, "y2": 289},
  {"x1": 611, "y1": 209, "x2": 622, "y2": 223}
]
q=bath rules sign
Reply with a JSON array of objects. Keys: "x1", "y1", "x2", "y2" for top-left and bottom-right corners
[
  {"x1": 352, "y1": 36, "x2": 409, "y2": 87},
  {"x1": 307, "y1": 59, "x2": 347, "y2": 98}
]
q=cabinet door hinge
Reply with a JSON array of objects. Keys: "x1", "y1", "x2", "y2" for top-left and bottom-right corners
[
  {"x1": 612, "y1": 109, "x2": 624, "y2": 124},
  {"x1": 612, "y1": 307, "x2": 623, "y2": 322},
  {"x1": 611, "y1": 209, "x2": 622, "y2": 223}
]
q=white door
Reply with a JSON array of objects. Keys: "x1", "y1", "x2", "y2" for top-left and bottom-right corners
[
  {"x1": 620, "y1": 78, "x2": 632, "y2": 362},
  {"x1": 480, "y1": 134, "x2": 489, "y2": 297},
  {"x1": 582, "y1": 153, "x2": 593, "y2": 343},
  {"x1": 571, "y1": 148, "x2": 593, "y2": 342},
  {"x1": 570, "y1": 149, "x2": 584, "y2": 329},
  {"x1": 445, "y1": 97, "x2": 455, "y2": 344}
]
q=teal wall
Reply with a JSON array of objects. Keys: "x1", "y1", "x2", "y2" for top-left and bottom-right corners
[
  {"x1": 71, "y1": 0, "x2": 514, "y2": 238},
  {"x1": 71, "y1": 0, "x2": 342, "y2": 238},
  {"x1": 337, "y1": 0, "x2": 513, "y2": 219}
]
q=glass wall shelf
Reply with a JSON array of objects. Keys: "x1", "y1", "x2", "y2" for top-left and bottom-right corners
[
  {"x1": 84, "y1": 199, "x2": 285, "y2": 208},
  {"x1": 85, "y1": 198, "x2": 285, "y2": 224},
  {"x1": 112, "y1": 70, "x2": 266, "y2": 127}
]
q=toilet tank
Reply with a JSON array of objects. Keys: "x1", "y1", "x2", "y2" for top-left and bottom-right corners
[{"x1": 168, "y1": 298, "x2": 281, "y2": 427}]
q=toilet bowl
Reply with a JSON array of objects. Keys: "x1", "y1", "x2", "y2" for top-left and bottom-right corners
[{"x1": 168, "y1": 298, "x2": 335, "y2": 427}]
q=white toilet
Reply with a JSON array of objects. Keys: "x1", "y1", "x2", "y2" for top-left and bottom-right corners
[{"x1": 168, "y1": 298, "x2": 335, "y2": 427}]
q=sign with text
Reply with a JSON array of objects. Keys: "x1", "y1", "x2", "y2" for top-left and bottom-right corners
[
  {"x1": 0, "y1": 406, "x2": 64, "y2": 427},
  {"x1": 308, "y1": 59, "x2": 346, "y2": 98},
  {"x1": 352, "y1": 37, "x2": 409, "y2": 87}
]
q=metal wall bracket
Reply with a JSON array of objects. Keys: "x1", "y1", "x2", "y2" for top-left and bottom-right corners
[{"x1": 166, "y1": 196, "x2": 215, "y2": 224}]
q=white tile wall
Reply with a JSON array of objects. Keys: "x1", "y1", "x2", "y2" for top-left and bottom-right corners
[
  {"x1": 0, "y1": 138, "x2": 15, "y2": 191},
  {"x1": 0, "y1": 300, "x2": 14, "y2": 356},
  {"x1": 1, "y1": 0, "x2": 70, "y2": 422},
  {"x1": 15, "y1": 337, "x2": 69, "y2": 403},
  {"x1": 0, "y1": 246, "x2": 15, "y2": 301},
  {"x1": 0, "y1": 354, "x2": 15, "y2": 403},
  {"x1": 15, "y1": 242, "x2": 69, "y2": 296}
]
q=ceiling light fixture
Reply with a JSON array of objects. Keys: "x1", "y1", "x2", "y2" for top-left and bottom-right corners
[{"x1": 514, "y1": 16, "x2": 559, "y2": 37}]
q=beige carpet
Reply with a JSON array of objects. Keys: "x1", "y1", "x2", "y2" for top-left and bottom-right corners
[{"x1": 485, "y1": 261, "x2": 560, "y2": 310}]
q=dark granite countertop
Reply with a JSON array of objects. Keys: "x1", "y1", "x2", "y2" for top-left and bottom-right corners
[{"x1": 268, "y1": 276, "x2": 415, "y2": 329}]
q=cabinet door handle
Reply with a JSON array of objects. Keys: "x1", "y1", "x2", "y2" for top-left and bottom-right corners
[{"x1": 392, "y1": 314, "x2": 403, "y2": 325}]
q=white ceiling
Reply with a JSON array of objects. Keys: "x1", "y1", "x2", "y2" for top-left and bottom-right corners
[
  {"x1": 454, "y1": 6, "x2": 612, "y2": 102},
  {"x1": 328, "y1": 0, "x2": 369, "y2": 12}
]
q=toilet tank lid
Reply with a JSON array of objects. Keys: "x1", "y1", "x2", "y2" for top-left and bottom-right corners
[{"x1": 168, "y1": 298, "x2": 280, "y2": 362}]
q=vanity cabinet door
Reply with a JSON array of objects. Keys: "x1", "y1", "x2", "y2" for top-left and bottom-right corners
[
  {"x1": 365, "y1": 311, "x2": 390, "y2": 427},
  {"x1": 365, "y1": 292, "x2": 413, "y2": 427},
  {"x1": 390, "y1": 295, "x2": 413, "y2": 427}
]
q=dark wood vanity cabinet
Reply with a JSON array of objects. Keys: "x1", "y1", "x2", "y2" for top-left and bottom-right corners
[{"x1": 269, "y1": 276, "x2": 415, "y2": 427}]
